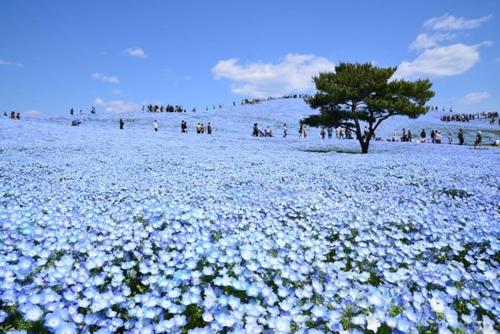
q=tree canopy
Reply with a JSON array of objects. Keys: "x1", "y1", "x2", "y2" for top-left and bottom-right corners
[{"x1": 303, "y1": 63, "x2": 435, "y2": 153}]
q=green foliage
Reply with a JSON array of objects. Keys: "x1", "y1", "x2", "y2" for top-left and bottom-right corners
[
  {"x1": 388, "y1": 305, "x2": 404, "y2": 317},
  {"x1": 440, "y1": 188, "x2": 472, "y2": 199},
  {"x1": 0, "y1": 305, "x2": 48, "y2": 333},
  {"x1": 182, "y1": 304, "x2": 206, "y2": 332},
  {"x1": 304, "y1": 62, "x2": 435, "y2": 153}
]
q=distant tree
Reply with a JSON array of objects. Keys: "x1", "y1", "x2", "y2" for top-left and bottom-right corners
[{"x1": 303, "y1": 63, "x2": 435, "y2": 153}]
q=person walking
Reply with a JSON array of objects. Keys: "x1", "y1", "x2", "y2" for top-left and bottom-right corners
[
  {"x1": 474, "y1": 131, "x2": 482, "y2": 148},
  {"x1": 119, "y1": 118, "x2": 124, "y2": 129},
  {"x1": 283, "y1": 123, "x2": 288, "y2": 137},
  {"x1": 154, "y1": 120, "x2": 159, "y2": 132}
]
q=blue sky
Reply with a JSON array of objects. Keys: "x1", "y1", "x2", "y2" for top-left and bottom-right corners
[{"x1": 0, "y1": 0, "x2": 498, "y2": 115}]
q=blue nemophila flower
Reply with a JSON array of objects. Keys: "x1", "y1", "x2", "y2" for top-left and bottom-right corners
[
  {"x1": 23, "y1": 304, "x2": 43, "y2": 321},
  {"x1": 1, "y1": 108, "x2": 499, "y2": 332},
  {"x1": 55, "y1": 322, "x2": 77, "y2": 334},
  {"x1": 45, "y1": 312, "x2": 64, "y2": 329},
  {"x1": 215, "y1": 311, "x2": 236, "y2": 327}
]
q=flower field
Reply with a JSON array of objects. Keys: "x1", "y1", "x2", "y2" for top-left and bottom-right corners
[{"x1": 0, "y1": 100, "x2": 499, "y2": 333}]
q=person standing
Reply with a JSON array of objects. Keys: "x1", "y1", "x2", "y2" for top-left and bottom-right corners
[
  {"x1": 458, "y1": 129, "x2": 464, "y2": 145},
  {"x1": 420, "y1": 129, "x2": 426, "y2": 143},
  {"x1": 207, "y1": 122, "x2": 212, "y2": 135},
  {"x1": 320, "y1": 127, "x2": 326, "y2": 139},
  {"x1": 252, "y1": 123, "x2": 259, "y2": 137},
  {"x1": 70, "y1": 108, "x2": 74, "y2": 116},
  {"x1": 327, "y1": 127, "x2": 333, "y2": 139},
  {"x1": 447, "y1": 132, "x2": 452, "y2": 144},
  {"x1": 474, "y1": 131, "x2": 482, "y2": 148},
  {"x1": 119, "y1": 118, "x2": 124, "y2": 129},
  {"x1": 303, "y1": 125, "x2": 308, "y2": 139},
  {"x1": 154, "y1": 120, "x2": 159, "y2": 132},
  {"x1": 283, "y1": 123, "x2": 288, "y2": 137}
]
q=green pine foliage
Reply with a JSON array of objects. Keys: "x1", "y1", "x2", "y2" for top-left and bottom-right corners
[{"x1": 304, "y1": 63, "x2": 435, "y2": 153}]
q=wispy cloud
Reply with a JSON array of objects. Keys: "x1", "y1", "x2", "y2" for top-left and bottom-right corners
[
  {"x1": 90, "y1": 72, "x2": 120, "y2": 84},
  {"x1": 410, "y1": 33, "x2": 456, "y2": 50},
  {"x1": 424, "y1": 13, "x2": 491, "y2": 31},
  {"x1": 24, "y1": 109, "x2": 42, "y2": 117},
  {"x1": 112, "y1": 89, "x2": 123, "y2": 95},
  {"x1": 0, "y1": 58, "x2": 23, "y2": 67},
  {"x1": 212, "y1": 54, "x2": 335, "y2": 97},
  {"x1": 94, "y1": 97, "x2": 138, "y2": 113},
  {"x1": 461, "y1": 91, "x2": 490, "y2": 104},
  {"x1": 124, "y1": 47, "x2": 146, "y2": 58}
]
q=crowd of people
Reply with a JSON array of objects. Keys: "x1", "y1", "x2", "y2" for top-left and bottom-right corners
[
  {"x1": 252, "y1": 123, "x2": 274, "y2": 137},
  {"x1": 142, "y1": 104, "x2": 186, "y2": 113},
  {"x1": 195, "y1": 122, "x2": 212, "y2": 134},
  {"x1": 70, "y1": 107, "x2": 96, "y2": 116},
  {"x1": 384, "y1": 128, "x2": 483, "y2": 148},
  {"x1": 116, "y1": 119, "x2": 213, "y2": 135},
  {"x1": 440, "y1": 111, "x2": 499, "y2": 125},
  {"x1": 242, "y1": 94, "x2": 310, "y2": 105},
  {"x1": 3, "y1": 111, "x2": 21, "y2": 120},
  {"x1": 4, "y1": 100, "x2": 494, "y2": 149},
  {"x1": 139, "y1": 94, "x2": 311, "y2": 112}
]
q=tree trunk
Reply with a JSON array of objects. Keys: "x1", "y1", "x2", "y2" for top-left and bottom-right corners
[{"x1": 361, "y1": 140, "x2": 370, "y2": 153}]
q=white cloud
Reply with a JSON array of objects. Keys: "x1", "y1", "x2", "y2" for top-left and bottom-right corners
[
  {"x1": 24, "y1": 109, "x2": 42, "y2": 117},
  {"x1": 212, "y1": 54, "x2": 335, "y2": 97},
  {"x1": 410, "y1": 33, "x2": 455, "y2": 50},
  {"x1": 94, "y1": 97, "x2": 138, "y2": 113},
  {"x1": 424, "y1": 13, "x2": 491, "y2": 31},
  {"x1": 90, "y1": 72, "x2": 120, "y2": 84},
  {"x1": 0, "y1": 58, "x2": 23, "y2": 67},
  {"x1": 112, "y1": 89, "x2": 123, "y2": 95},
  {"x1": 461, "y1": 91, "x2": 491, "y2": 104},
  {"x1": 124, "y1": 47, "x2": 146, "y2": 58},
  {"x1": 395, "y1": 43, "x2": 489, "y2": 79}
]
